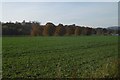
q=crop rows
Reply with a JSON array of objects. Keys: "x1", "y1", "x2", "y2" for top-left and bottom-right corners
[{"x1": 2, "y1": 36, "x2": 118, "y2": 78}]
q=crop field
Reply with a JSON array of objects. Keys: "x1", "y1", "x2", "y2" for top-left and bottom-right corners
[{"x1": 2, "y1": 36, "x2": 119, "y2": 78}]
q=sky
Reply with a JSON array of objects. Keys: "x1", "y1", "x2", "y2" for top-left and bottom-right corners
[
  {"x1": 1, "y1": 2, "x2": 118, "y2": 28},
  {"x1": 1, "y1": 0, "x2": 120, "y2": 2}
]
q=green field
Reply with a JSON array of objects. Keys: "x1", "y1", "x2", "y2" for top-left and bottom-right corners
[{"x1": 2, "y1": 36, "x2": 118, "y2": 78}]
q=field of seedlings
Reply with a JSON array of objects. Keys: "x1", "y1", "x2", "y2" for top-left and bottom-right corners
[{"x1": 2, "y1": 36, "x2": 118, "y2": 78}]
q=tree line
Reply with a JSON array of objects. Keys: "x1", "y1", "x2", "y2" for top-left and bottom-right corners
[{"x1": 2, "y1": 21, "x2": 119, "y2": 36}]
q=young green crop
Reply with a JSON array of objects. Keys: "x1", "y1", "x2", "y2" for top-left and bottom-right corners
[{"x1": 2, "y1": 36, "x2": 118, "y2": 78}]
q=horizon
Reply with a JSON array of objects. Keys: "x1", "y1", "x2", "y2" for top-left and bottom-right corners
[
  {"x1": 1, "y1": 2, "x2": 118, "y2": 28},
  {"x1": 1, "y1": 20, "x2": 119, "y2": 29}
]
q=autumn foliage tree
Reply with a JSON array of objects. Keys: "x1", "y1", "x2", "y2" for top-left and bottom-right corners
[
  {"x1": 80, "y1": 27, "x2": 86, "y2": 35},
  {"x1": 54, "y1": 24, "x2": 66, "y2": 36},
  {"x1": 65, "y1": 24, "x2": 75, "y2": 36},
  {"x1": 43, "y1": 22, "x2": 56, "y2": 36},
  {"x1": 74, "y1": 26, "x2": 81, "y2": 36},
  {"x1": 31, "y1": 24, "x2": 38, "y2": 36},
  {"x1": 31, "y1": 23, "x2": 43, "y2": 36}
]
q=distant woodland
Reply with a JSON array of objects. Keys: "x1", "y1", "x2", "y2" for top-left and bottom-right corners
[{"x1": 1, "y1": 21, "x2": 119, "y2": 36}]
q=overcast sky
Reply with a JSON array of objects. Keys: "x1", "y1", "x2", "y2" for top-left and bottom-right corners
[
  {"x1": 1, "y1": 2, "x2": 118, "y2": 28},
  {"x1": 1, "y1": 0, "x2": 119, "y2": 2}
]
